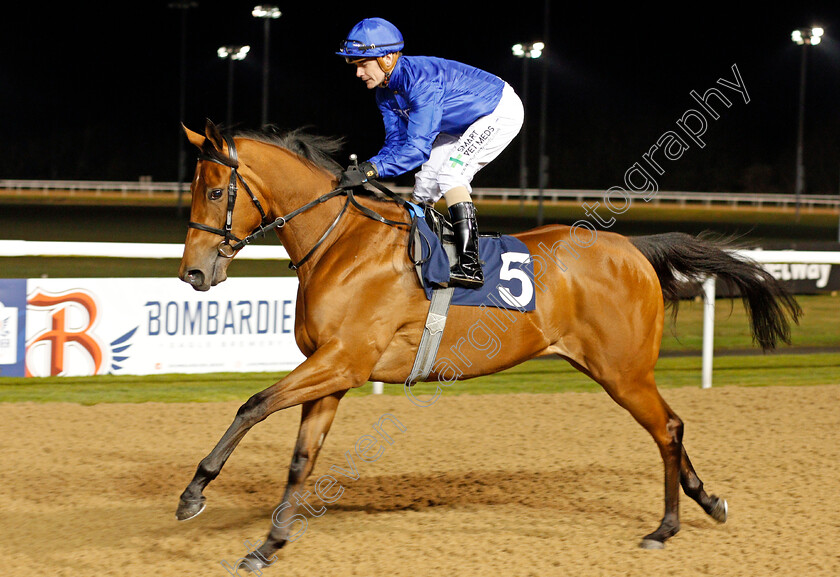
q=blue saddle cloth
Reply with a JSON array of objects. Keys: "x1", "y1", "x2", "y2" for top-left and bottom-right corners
[{"x1": 407, "y1": 202, "x2": 536, "y2": 311}]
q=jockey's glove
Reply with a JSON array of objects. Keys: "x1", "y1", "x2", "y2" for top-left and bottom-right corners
[{"x1": 338, "y1": 161, "x2": 378, "y2": 188}]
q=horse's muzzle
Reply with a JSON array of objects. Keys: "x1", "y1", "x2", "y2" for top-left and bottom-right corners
[{"x1": 183, "y1": 270, "x2": 208, "y2": 291}]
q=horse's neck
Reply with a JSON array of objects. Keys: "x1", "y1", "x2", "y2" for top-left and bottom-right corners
[
  {"x1": 243, "y1": 141, "x2": 408, "y2": 275},
  {"x1": 257, "y1": 150, "x2": 347, "y2": 270},
  {"x1": 275, "y1": 185, "x2": 408, "y2": 277}
]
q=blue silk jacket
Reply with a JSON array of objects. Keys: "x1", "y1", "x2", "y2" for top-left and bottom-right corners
[{"x1": 367, "y1": 55, "x2": 505, "y2": 178}]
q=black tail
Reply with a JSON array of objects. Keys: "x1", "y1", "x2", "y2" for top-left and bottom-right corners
[{"x1": 630, "y1": 232, "x2": 802, "y2": 350}]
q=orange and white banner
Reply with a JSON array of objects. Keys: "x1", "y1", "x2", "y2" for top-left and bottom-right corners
[{"x1": 0, "y1": 278, "x2": 304, "y2": 378}]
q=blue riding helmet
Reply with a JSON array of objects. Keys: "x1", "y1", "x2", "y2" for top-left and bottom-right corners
[{"x1": 337, "y1": 17, "x2": 404, "y2": 60}]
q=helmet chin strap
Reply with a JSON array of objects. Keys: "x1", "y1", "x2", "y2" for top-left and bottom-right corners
[{"x1": 377, "y1": 52, "x2": 400, "y2": 87}]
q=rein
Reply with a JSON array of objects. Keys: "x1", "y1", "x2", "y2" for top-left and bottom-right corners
[{"x1": 188, "y1": 135, "x2": 413, "y2": 270}]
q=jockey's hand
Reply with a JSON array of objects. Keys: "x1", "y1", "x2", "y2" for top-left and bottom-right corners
[{"x1": 338, "y1": 161, "x2": 378, "y2": 188}]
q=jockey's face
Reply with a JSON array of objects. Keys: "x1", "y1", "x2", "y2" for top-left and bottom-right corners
[{"x1": 353, "y1": 58, "x2": 386, "y2": 89}]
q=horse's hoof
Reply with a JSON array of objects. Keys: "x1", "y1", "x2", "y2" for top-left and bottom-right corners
[
  {"x1": 175, "y1": 496, "x2": 206, "y2": 521},
  {"x1": 639, "y1": 538, "x2": 665, "y2": 550},
  {"x1": 710, "y1": 497, "x2": 728, "y2": 523},
  {"x1": 240, "y1": 552, "x2": 271, "y2": 573}
]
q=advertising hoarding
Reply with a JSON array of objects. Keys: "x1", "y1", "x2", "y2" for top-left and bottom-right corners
[{"x1": 0, "y1": 277, "x2": 304, "y2": 378}]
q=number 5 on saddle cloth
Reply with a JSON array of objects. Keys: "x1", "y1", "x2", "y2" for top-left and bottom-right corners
[{"x1": 407, "y1": 201, "x2": 536, "y2": 312}]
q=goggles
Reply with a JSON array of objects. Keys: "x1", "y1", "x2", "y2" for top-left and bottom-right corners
[{"x1": 338, "y1": 38, "x2": 403, "y2": 56}]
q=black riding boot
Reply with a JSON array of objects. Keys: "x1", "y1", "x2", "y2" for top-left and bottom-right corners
[{"x1": 447, "y1": 201, "x2": 484, "y2": 289}]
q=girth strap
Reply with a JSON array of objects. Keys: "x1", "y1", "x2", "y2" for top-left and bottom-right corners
[{"x1": 405, "y1": 242, "x2": 457, "y2": 390}]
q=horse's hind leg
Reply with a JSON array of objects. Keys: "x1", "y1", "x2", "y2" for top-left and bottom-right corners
[
  {"x1": 680, "y1": 446, "x2": 728, "y2": 523},
  {"x1": 602, "y1": 371, "x2": 727, "y2": 547},
  {"x1": 597, "y1": 371, "x2": 684, "y2": 548},
  {"x1": 244, "y1": 391, "x2": 345, "y2": 571}
]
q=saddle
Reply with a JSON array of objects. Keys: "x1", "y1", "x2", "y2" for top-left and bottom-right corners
[
  {"x1": 350, "y1": 181, "x2": 531, "y2": 310},
  {"x1": 409, "y1": 204, "x2": 499, "y2": 289}
]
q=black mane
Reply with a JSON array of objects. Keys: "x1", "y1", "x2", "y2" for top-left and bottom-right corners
[{"x1": 231, "y1": 127, "x2": 345, "y2": 177}]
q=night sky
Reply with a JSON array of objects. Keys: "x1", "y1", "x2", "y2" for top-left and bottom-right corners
[{"x1": 4, "y1": 1, "x2": 839, "y2": 193}]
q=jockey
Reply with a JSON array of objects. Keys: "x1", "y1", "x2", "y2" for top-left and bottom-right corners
[{"x1": 337, "y1": 17, "x2": 524, "y2": 289}]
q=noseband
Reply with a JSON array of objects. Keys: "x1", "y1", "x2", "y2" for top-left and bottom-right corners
[{"x1": 188, "y1": 134, "x2": 411, "y2": 270}]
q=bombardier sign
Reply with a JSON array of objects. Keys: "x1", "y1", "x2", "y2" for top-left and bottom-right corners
[
  {"x1": 0, "y1": 277, "x2": 304, "y2": 378},
  {"x1": 0, "y1": 256, "x2": 837, "y2": 377}
]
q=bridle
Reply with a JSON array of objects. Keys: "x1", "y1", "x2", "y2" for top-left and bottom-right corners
[
  {"x1": 188, "y1": 134, "x2": 412, "y2": 270},
  {"x1": 188, "y1": 134, "x2": 272, "y2": 258}
]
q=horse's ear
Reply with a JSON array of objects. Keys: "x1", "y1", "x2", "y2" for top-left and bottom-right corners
[
  {"x1": 204, "y1": 119, "x2": 225, "y2": 152},
  {"x1": 182, "y1": 123, "x2": 205, "y2": 150}
]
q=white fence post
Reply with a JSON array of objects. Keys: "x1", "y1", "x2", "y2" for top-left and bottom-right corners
[{"x1": 701, "y1": 277, "x2": 716, "y2": 389}]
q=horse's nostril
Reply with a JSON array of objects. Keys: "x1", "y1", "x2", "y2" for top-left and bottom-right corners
[{"x1": 186, "y1": 270, "x2": 205, "y2": 287}]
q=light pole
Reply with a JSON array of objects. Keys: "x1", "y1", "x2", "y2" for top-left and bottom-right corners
[
  {"x1": 512, "y1": 41, "x2": 544, "y2": 214},
  {"x1": 217, "y1": 45, "x2": 250, "y2": 126},
  {"x1": 791, "y1": 26, "x2": 823, "y2": 221},
  {"x1": 168, "y1": 1, "x2": 197, "y2": 216},
  {"x1": 537, "y1": 0, "x2": 550, "y2": 228},
  {"x1": 252, "y1": 5, "x2": 281, "y2": 127}
]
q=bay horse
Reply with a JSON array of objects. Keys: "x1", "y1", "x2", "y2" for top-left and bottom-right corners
[{"x1": 176, "y1": 120, "x2": 800, "y2": 567}]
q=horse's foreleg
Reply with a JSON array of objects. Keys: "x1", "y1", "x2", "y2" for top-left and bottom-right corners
[
  {"x1": 175, "y1": 395, "x2": 269, "y2": 520},
  {"x1": 175, "y1": 345, "x2": 362, "y2": 521},
  {"x1": 244, "y1": 391, "x2": 345, "y2": 570}
]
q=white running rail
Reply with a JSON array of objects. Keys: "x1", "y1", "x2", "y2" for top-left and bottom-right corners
[
  {"x1": 1, "y1": 241, "x2": 837, "y2": 389},
  {"x1": 0, "y1": 240, "x2": 288, "y2": 260}
]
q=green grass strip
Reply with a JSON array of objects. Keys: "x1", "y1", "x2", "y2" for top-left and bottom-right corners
[
  {"x1": 1, "y1": 354, "x2": 837, "y2": 404},
  {"x1": 660, "y1": 294, "x2": 840, "y2": 351}
]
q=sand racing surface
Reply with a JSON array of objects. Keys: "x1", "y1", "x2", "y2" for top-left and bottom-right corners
[{"x1": 1, "y1": 383, "x2": 839, "y2": 576}]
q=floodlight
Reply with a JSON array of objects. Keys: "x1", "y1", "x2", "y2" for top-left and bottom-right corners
[{"x1": 252, "y1": 5, "x2": 281, "y2": 18}]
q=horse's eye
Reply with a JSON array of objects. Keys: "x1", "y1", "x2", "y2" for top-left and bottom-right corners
[{"x1": 208, "y1": 188, "x2": 224, "y2": 201}]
